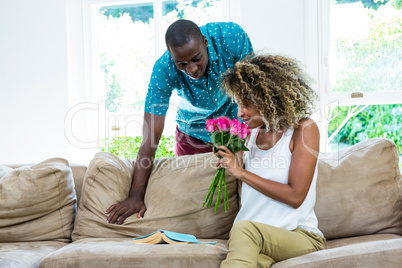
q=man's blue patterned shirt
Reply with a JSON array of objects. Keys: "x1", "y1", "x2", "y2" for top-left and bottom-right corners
[{"x1": 144, "y1": 22, "x2": 253, "y2": 142}]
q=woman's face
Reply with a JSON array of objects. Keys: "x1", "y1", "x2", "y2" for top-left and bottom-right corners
[{"x1": 235, "y1": 96, "x2": 264, "y2": 129}]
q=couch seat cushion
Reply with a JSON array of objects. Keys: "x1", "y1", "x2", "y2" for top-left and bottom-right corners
[
  {"x1": 0, "y1": 241, "x2": 67, "y2": 268},
  {"x1": 72, "y1": 152, "x2": 238, "y2": 241},
  {"x1": 0, "y1": 158, "x2": 77, "y2": 242},
  {"x1": 271, "y1": 237, "x2": 402, "y2": 268},
  {"x1": 39, "y1": 238, "x2": 228, "y2": 268},
  {"x1": 326, "y1": 233, "x2": 401, "y2": 249}
]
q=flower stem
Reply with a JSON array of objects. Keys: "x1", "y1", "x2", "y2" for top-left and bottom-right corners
[
  {"x1": 215, "y1": 170, "x2": 224, "y2": 213},
  {"x1": 224, "y1": 174, "x2": 228, "y2": 212},
  {"x1": 225, "y1": 134, "x2": 234, "y2": 148},
  {"x1": 202, "y1": 169, "x2": 221, "y2": 207},
  {"x1": 207, "y1": 169, "x2": 221, "y2": 208}
]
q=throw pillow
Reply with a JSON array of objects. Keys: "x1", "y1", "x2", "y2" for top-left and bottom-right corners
[
  {"x1": 315, "y1": 138, "x2": 402, "y2": 239},
  {"x1": 0, "y1": 165, "x2": 13, "y2": 179},
  {"x1": 72, "y1": 152, "x2": 238, "y2": 241},
  {"x1": 0, "y1": 158, "x2": 77, "y2": 242}
]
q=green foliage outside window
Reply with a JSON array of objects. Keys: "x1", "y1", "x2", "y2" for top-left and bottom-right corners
[
  {"x1": 335, "y1": 0, "x2": 402, "y2": 10},
  {"x1": 335, "y1": 0, "x2": 390, "y2": 10},
  {"x1": 331, "y1": 1, "x2": 402, "y2": 93},
  {"x1": 100, "y1": 53, "x2": 123, "y2": 112},
  {"x1": 100, "y1": 135, "x2": 176, "y2": 159},
  {"x1": 328, "y1": 105, "x2": 402, "y2": 154},
  {"x1": 99, "y1": 0, "x2": 209, "y2": 23}
]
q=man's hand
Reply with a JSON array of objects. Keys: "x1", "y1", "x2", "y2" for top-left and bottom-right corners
[{"x1": 105, "y1": 196, "x2": 146, "y2": 225}]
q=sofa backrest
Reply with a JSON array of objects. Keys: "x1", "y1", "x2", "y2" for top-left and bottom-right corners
[
  {"x1": 0, "y1": 158, "x2": 77, "y2": 243},
  {"x1": 4, "y1": 162, "x2": 87, "y2": 206},
  {"x1": 71, "y1": 152, "x2": 239, "y2": 241},
  {"x1": 70, "y1": 163, "x2": 87, "y2": 204},
  {"x1": 3, "y1": 138, "x2": 399, "y2": 242},
  {"x1": 69, "y1": 139, "x2": 402, "y2": 241},
  {"x1": 315, "y1": 138, "x2": 402, "y2": 240}
]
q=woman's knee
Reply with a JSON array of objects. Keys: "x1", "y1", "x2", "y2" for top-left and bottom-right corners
[
  {"x1": 230, "y1": 221, "x2": 260, "y2": 241},
  {"x1": 231, "y1": 220, "x2": 253, "y2": 232}
]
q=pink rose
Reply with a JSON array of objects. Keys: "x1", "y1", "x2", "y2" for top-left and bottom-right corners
[
  {"x1": 206, "y1": 119, "x2": 217, "y2": 133},
  {"x1": 215, "y1": 117, "x2": 231, "y2": 132},
  {"x1": 239, "y1": 123, "x2": 250, "y2": 139},
  {"x1": 230, "y1": 118, "x2": 242, "y2": 136},
  {"x1": 230, "y1": 118, "x2": 250, "y2": 139}
]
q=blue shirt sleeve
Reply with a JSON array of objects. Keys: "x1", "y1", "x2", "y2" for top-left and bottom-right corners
[{"x1": 144, "y1": 60, "x2": 173, "y2": 116}]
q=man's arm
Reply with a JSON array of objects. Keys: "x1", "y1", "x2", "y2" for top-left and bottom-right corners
[{"x1": 106, "y1": 112, "x2": 166, "y2": 225}]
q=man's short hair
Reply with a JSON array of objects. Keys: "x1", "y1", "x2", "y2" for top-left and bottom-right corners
[{"x1": 165, "y1": 19, "x2": 203, "y2": 48}]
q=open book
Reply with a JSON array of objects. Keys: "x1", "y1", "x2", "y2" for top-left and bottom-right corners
[{"x1": 133, "y1": 229, "x2": 216, "y2": 245}]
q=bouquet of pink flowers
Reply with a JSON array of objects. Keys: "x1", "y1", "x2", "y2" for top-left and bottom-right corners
[{"x1": 203, "y1": 116, "x2": 250, "y2": 212}]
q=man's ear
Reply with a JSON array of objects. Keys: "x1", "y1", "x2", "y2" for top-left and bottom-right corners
[{"x1": 203, "y1": 35, "x2": 208, "y2": 47}]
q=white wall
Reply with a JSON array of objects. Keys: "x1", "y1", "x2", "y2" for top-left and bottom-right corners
[
  {"x1": 241, "y1": 0, "x2": 324, "y2": 149},
  {"x1": 241, "y1": 0, "x2": 306, "y2": 63},
  {"x1": 0, "y1": 0, "x2": 70, "y2": 164},
  {"x1": 0, "y1": 0, "x2": 313, "y2": 165}
]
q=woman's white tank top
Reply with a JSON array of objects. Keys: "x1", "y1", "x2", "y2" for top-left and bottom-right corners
[{"x1": 234, "y1": 127, "x2": 323, "y2": 237}]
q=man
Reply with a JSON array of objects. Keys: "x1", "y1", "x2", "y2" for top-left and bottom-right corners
[{"x1": 106, "y1": 19, "x2": 253, "y2": 224}]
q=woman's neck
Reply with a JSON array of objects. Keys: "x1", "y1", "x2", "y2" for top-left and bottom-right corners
[{"x1": 255, "y1": 125, "x2": 285, "y2": 151}]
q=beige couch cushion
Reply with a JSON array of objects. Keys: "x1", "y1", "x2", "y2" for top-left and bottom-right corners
[
  {"x1": 0, "y1": 241, "x2": 67, "y2": 268},
  {"x1": 272, "y1": 237, "x2": 402, "y2": 268},
  {"x1": 70, "y1": 164, "x2": 87, "y2": 204},
  {"x1": 0, "y1": 165, "x2": 13, "y2": 178},
  {"x1": 0, "y1": 158, "x2": 76, "y2": 242},
  {"x1": 72, "y1": 152, "x2": 238, "y2": 241},
  {"x1": 40, "y1": 238, "x2": 228, "y2": 268},
  {"x1": 315, "y1": 138, "x2": 402, "y2": 239},
  {"x1": 326, "y1": 233, "x2": 401, "y2": 249}
]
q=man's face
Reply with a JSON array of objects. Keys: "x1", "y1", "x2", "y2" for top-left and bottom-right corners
[{"x1": 168, "y1": 36, "x2": 209, "y2": 80}]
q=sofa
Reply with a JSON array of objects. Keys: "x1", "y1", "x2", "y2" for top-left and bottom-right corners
[{"x1": 1, "y1": 138, "x2": 401, "y2": 267}]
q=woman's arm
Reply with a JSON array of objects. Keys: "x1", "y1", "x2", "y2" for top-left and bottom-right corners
[{"x1": 216, "y1": 118, "x2": 319, "y2": 209}]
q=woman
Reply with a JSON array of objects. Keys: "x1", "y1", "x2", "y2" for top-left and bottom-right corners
[{"x1": 216, "y1": 54, "x2": 326, "y2": 267}]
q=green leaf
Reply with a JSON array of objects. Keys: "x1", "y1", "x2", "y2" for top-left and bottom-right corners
[
  {"x1": 211, "y1": 131, "x2": 222, "y2": 144},
  {"x1": 228, "y1": 136, "x2": 249, "y2": 152}
]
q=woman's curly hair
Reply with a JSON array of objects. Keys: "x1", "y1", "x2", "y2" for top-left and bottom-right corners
[{"x1": 221, "y1": 54, "x2": 318, "y2": 132}]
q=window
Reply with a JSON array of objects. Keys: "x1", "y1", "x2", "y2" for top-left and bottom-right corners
[
  {"x1": 329, "y1": 0, "x2": 401, "y2": 95},
  {"x1": 95, "y1": 0, "x2": 225, "y2": 115},
  {"x1": 315, "y1": 0, "x2": 402, "y2": 166},
  {"x1": 66, "y1": 0, "x2": 239, "y2": 163},
  {"x1": 80, "y1": 0, "x2": 233, "y2": 144}
]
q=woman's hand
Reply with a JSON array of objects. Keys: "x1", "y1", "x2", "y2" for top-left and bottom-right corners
[{"x1": 215, "y1": 145, "x2": 244, "y2": 179}]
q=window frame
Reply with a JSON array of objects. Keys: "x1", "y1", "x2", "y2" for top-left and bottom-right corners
[{"x1": 305, "y1": 0, "x2": 402, "y2": 152}]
